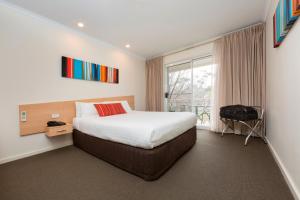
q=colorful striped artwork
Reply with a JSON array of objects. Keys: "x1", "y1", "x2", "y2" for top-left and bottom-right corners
[
  {"x1": 62, "y1": 56, "x2": 119, "y2": 84},
  {"x1": 274, "y1": 0, "x2": 300, "y2": 48}
]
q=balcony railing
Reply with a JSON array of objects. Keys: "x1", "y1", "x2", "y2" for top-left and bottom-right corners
[{"x1": 167, "y1": 100, "x2": 211, "y2": 127}]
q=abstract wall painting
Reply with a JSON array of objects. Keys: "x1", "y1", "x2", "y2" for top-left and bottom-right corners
[
  {"x1": 274, "y1": 0, "x2": 300, "y2": 48},
  {"x1": 62, "y1": 56, "x2": 119, "y2": 84}
]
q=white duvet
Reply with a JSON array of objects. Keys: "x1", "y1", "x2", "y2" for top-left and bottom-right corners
[{"x1": 73, "y1": 111, "x2": 197, "y2": 149}]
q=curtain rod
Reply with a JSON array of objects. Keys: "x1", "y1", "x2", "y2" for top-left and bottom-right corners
[{"x1": 157, "y1": 22, "x2": 264, "y2": 58}]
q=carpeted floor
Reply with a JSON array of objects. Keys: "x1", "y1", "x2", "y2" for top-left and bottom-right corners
[{"x1": 0, "y1": 131, "x2": 294, "y2": 200}]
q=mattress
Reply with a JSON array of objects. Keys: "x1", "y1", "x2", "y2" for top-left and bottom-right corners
[{"x1": 73, "y1": 111, "x2": 197, "y2": 149}]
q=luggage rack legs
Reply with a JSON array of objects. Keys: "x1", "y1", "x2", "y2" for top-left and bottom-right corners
[{"x1": 220, "y1": 107, "x2": 266, "y2": 146}]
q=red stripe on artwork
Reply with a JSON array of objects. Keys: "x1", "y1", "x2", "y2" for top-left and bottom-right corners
[
  {"x1": 104, "y1": 67, "x2": 107, "y2": 82},
  {"x1": 71, "y1": 59, "x2": 73, "y2": 78},
  {"x1": 66, "y1": 58, "x2": 73, "y2": 78}
]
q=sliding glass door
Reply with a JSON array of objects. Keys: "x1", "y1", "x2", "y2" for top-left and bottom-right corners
[
  {"x1": 192, "y1": 57, "x2": 213, "y2": 128},
  {"x1": 166, "y1": 56, "x2": 213, "y2": 129}
]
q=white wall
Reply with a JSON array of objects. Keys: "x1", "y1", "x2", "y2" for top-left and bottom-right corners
[
  {"x1": 0, "y1": 3, "x2": 146, "y2": 163},
  {"x1": 266, "y1": 1, "x2": 300, "y2": 199}
]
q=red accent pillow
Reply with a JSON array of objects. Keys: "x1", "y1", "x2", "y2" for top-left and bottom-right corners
[{"x1": 94, "y1": 103, "x2": 126, "y2": 117}]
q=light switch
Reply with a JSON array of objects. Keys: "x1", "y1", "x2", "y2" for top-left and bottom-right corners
[{"x1": 21, "y1": 111, "x2": 27, "y2": 122}]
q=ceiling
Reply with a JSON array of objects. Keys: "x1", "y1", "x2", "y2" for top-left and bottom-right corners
[{"x1": 5, "y1": 0, "x2": 270, "y2": 58}]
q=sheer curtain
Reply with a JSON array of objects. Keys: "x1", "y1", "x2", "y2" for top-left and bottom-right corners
[
  {"x1": 146, "y1": 57, "x2": 164, "y2": 111},
  {"x1": 211, "y1": 24, "x2": 266, "y2": 133}
]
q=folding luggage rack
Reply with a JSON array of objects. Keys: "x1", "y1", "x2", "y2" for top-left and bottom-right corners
[{"x1": 220, "y1": 106, "x2": 267, "y2": 145}]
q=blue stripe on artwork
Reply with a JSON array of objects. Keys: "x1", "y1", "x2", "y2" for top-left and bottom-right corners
[
  {"x1": 97, "y1": 65, "x2": 101, "y2": 81},
  {"x1": 279, "y1": 0, "x2": 288, "y2": 36},
  {"x1": 280, "y1": 0, "x2": 288, "y2": 34},
  {"x1": 95, "y1": 65, "x2": 99, "y2": 81},
  {"x1": 73, "y1": 59, "x2": 83, "y2": 79},
  {"x1": 276, "y1": 5, "x2": 284, "y2": 43},
  {"x1": 91, "y1": 63, "x2": 97, "y2": 80},
  {"x1": 283, "y1": 0, "x2": 289, "y2": 29},
  {"x1": 287, "y1": 0, "x2": 298, "y2": 25}
]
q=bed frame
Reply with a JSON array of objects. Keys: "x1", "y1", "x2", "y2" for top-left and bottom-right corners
[{"x1": 73, "y1": 126, "x2": 197, "y2": 181}]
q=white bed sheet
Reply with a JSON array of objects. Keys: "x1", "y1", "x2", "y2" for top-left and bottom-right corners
[{"x1": 73, "y1": 111, "x2": 197, "y2": 149}]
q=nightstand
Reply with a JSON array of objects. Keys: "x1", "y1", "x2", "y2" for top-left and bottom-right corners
[{"x1": 46, "y1": 123, "x2": 73, "y2": 137}]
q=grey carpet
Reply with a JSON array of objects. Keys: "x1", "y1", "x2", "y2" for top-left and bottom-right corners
[{"x1": 0, "y1": 131, "x2": 294, "y2": 200}]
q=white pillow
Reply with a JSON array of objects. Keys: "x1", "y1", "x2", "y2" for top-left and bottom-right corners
[
  {"x1": 75, "y1": 102, "x2": 98, "y2": 118},
  {"x1": 75, "y1": 101, "x2": 132, "y2": 118}
]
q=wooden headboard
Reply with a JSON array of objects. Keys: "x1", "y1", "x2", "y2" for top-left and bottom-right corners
[{"x1": 19, "y1": 96, "x2": 135, "y2": 136}]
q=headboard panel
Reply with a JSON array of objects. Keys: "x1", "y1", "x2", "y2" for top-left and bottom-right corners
[{"x1": 19, "y1": 95, "x2": 135, "y2": 136}]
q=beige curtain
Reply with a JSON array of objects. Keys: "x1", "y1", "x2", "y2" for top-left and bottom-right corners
[
  {"x1": 211, "y1": 24, "x2": 266, "y2": 133},
  {"x1": 146, "y1": 57, "x2": 164, "y2": 111}
]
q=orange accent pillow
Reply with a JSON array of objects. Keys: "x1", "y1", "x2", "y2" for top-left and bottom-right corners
[{"x1": 94, "y1": 103, "x2": 126, "y2": 117}]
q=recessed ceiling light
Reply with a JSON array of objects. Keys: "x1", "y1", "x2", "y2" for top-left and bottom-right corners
[
  {"x1": 125, "y1": 44, "x2": 131, "y2": 48},
  {"x1": 77, "y1": 22, "x2": 84, "y2": 28}
]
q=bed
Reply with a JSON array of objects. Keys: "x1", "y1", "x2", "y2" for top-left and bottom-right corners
[{"x1": 73, "y1": 102, "x2": 197, "y2": 181}]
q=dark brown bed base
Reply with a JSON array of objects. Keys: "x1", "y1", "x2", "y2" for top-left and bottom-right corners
[{"x1": 73, "y1": 126, "x2": 197, "y2": 181}]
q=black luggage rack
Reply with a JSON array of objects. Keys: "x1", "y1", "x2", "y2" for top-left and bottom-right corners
[{"x1": 220, "y1": 105, "x2": 267, "y2": 145}]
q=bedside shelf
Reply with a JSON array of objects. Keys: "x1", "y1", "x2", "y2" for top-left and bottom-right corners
[{"x1": 46, "y1": 123, "x2": 73, "y2": 137}]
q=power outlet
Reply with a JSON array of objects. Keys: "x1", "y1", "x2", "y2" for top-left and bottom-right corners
[
  {"x1": 20, "y1": 111, "x2": 27, "y2": 122},
  {"x1": 51, "y1": 113, "x2": 60, "y2": 119}
]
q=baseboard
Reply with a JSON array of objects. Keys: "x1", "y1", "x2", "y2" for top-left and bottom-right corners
[
  {"x1": 267, "y1": 138, "x2": 300, "y2": 200},
  {"x1": 0, "y1": 141, "x2": 73, "y2": 165}
]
